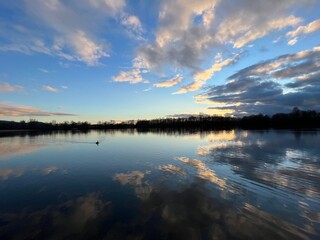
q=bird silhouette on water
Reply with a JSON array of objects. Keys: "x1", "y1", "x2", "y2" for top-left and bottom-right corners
[{"x1": 96, "y1": 141, "x2": 99, "y2": 145}]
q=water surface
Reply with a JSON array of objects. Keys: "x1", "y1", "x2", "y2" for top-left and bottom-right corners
[{"x1": 0, "y1": 129, "x2": 319, "y2": 239}]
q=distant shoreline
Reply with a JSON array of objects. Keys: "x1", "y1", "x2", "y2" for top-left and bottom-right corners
[{"x1": 1, "y1": 108, "x2": 320, "y2": 132}]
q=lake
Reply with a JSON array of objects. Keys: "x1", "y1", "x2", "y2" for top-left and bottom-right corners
[{"x1": 0, "y1": 129, "x2": 319, "y2": 239}]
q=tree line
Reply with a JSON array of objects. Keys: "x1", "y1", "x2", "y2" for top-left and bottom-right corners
[{"x1": 1, "y1": 108, "x2": 319, "y2": 131}]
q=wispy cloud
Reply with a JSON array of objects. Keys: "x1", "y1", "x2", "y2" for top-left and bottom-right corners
[
  {"x1": 0, "y1": 82, "x2": 24, "y2": 93},
  {"x1": 42, "y1": 85, "x2": 59, "y2": 92},
  {"x1": 287, "y1": 19, "x2": 320, "y2": 45},
  {"x1": 142, "y1": 87, "x2": 152, "y2": 92},
  {"x1": 39, "y1": 68, "x2": 49, "y2": 73},
  {"x1": 154, "y1": 75, "x2": 182, "y2": 88},
  {"x1": 0, "y1": 103, "x2": 76, "y2": 117}
]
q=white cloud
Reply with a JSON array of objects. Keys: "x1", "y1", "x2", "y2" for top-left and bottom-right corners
[
  {"x1": 175, "y1": 156, "x2": 226, "y2": 187},
  {"x1": 113, "y1": 69, "x2": 146, "y2": 84},
  {"x1": 174, "y1": 53, "x2": 240, "y2": 94},
  {"x1": 42, "y1": 85, "x2": 59, "y2": 92},
  {"x1": 67, "y1": 31, "x2": 109, "y2": 66},
  {"x1": 194, "y1": 54, "x2": 239, "y2": 82},
  {"x1": 113, "y1": 56, "x2": 150, "y2": 85},
  {"x1": 121, "y1": 15, "x2": 142, "y2": 31},
  {"x1": 155, "y1": 0, "x2": 216, "y2": 47},
  {"x1": 157, "y1": 164, "x2": 185, "y2": 176},
  {"x1": 87, "y1": 0, "x2": 126, "y2": 14},
  {"x1": 0, "y1": 82, "x2": 24, "y2": 92},
  {"x1": 119, "y1": 0, "x2": 312, "y2": 90},
  {"x1": 288, "y1": 38, "x2": 298, "y2": 46},
  {"x1": 143, "y1": 87, "x2": 152, "y2": 92},
  {"x1": 287, "y1": 18, "x2": 320, "y2": 45},
  {"x1": 0, "y1": 0, "x2": 131, "y2": 65},
  {"x1": 229, "y1": 15, "x2": 301, "y2": 48},
  {"x1": 120, "y1": 14, "x2": 144, "y2": 40},
  {"x1": 39, "y1": 68, "x2": 49, "y2": 73},
  {"x1": 154, "y1": 75, "x2": 183, "y2": 88},
  {"x1": 173, "y1": 81, "x2": 206, "y2": 95}
]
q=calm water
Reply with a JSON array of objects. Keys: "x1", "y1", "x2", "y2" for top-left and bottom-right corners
[{"x1": 0, "y1": 129, "x2": 319, "y2": 240}]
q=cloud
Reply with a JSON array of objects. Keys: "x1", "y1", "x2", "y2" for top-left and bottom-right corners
[
  {"x1": 154, "y1": 75, "x2": 183, "y2": 88},
  {"x1": 120, "y1": 14, "x2": 144, "y2": 40},
  {"x1": 194, "y1": 54, "x2": 239, "y2": 82},
  {"x1": 113, "y1": 170, "x2": 152, "y2": 200},
  {"x1": 173, "y1": 81, "x2": 207, "y2": 94},
  {"x1": 287, "y1": 18, "x2": 320, "y2": 45},
  {"x1": 175, "y1": 156, "x2": 226, "y2": 188},
  {"x1": 113, "y1": 171, "x2": 146, "y2": 186},
  {"x1": 0, "y1": 168, "x2": 23, "y2": 180},
  {"x1": 112, "y1": 56, "x2": 150, "y2": 84},
  {"x1": 23, "y1": 0, "x2": 113, "y2": 65},
  {"x1": 175, "y1": 157, "x2": 206, "y2": 169},
  {"x1": 174, "y1": 53, "x2": 241, "y2": 94},
  {"x1": 42, "y1": 85, "x2": 59, "y2": 92},
  {"x1": 0, "y1": 82, "x2": 24, "y2": 92},
  {"x1": 121, "y1": 15, "x2": 141, "y2": 30},
  {"x1": 0, "y1": 192, "x2": 111, "y2": 239},
  {"x1": 157, "y1": 164, "x2": 185, "y2": 176},
  {"x1": 0, "y1": 0, "x2": 131, "y2": 65},
  {"x1": 41, "y1": 166, "x2": 60, "y2": 175},
  {"x1": 61, "y1": 85, "x2": 68, "y2": 89},
  {"x1": 198, "y1": 46, "x2": 320, "y2": 115},
  {"x1": 65, "y1": 30, "x2": 109, "y2": 66},
  {"x1": 116, "y1": 0, "x2": 310, "y2": 90},
  {"x1": 198, "y1": 130, "x2": 320, "y2": 200},
  {"x1": 87, "y1": 0, "x2": 126, "y2": 14},
  {"x1": 0, "y1": 103, "x2": 76, "y2": 117},
  {"x1": 140, "y1": 0, "x2": 305, "y2": 69},
  {"x1": 230, "y1": 15, "x2": 301, "y2": 48},
  {"x1": 142, "y1": 87, "x2": 152, "y2": 92},
  {"x1": 112, "y1": 69, "x2": 147, "y2": 84},
  {"x1": 39, "y1": 68, "x2": 49, "y2": 73},
  {"x1": 0, "y1": 142, "x2": 45, "y2": 160},
  {"x1": 288, "y1": 38, "x2": 298, "y2": 46}
]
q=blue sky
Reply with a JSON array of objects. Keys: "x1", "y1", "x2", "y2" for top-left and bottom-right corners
[{"x1": 0, "y1": 0, "x2": 319, "y2": 122}]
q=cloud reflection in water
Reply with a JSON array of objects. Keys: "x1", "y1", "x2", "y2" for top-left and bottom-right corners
[{"x1": 0, "y1": 130, "x2": 319, "y2": 239}]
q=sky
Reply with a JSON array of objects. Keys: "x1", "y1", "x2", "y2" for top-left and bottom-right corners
[{"x1": 0, "y1": 0, "x2": 319, "y2": 123}]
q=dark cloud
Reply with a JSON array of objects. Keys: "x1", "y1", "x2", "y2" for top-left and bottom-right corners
[
  {"x1": 227, "y1": 46, "x2": 320, "y2": 82},
  {"x1": 286, "y1": 71, "x2": 320, "y2": 88},
  {"x1": 201, "y1": 46, "x2": 320, "y2": 115}
]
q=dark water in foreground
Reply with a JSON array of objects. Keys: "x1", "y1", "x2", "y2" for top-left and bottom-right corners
[{"x1": 0, "y1": 129, "x2": 319, "y2": 240}]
